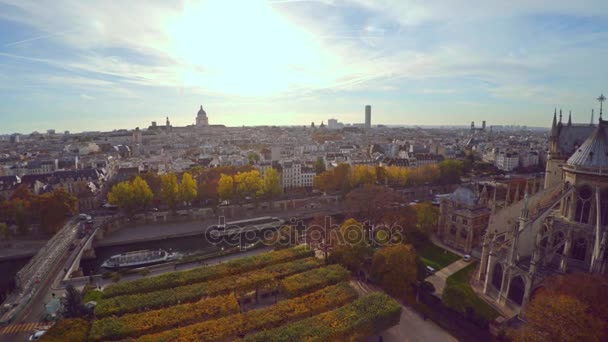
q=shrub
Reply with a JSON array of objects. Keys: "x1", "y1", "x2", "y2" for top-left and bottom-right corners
[
  {"x1": 95, "y1": 258, "x2": 321, "y2": 317},
  {"x1": 83, "y1": 289, "x2": 104, "y2": 303},
  {"x1": 39, "y1": 318, "x2": 90, "y2": 342},
  {"x1": 102, "y1": 246, "x2": 313, "y2": 298},
  {"x1": 89, "y1": 293, "x2": 239, "y2": 341},
  {"x1": 132, "y1": 283, "x2": 358, "y2": 342},
  {"x1": 280, "y1": 265, "x2": 350, "y2": 298},
  {"x1": 244, "y1": 292, "x2": 402, "y2": 342}
]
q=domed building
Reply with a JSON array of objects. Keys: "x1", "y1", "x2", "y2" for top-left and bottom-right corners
[
  {"x1": 477, "y1": 96, "x2": 608, "y2": 317},
  {"x1": 196, "y1": 105, "x2": 209, "y2": 127}
]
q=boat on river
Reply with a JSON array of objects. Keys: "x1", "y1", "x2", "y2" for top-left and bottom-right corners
[{"x1": 101, "y1": 249, "x2": 177, "y2": 269}]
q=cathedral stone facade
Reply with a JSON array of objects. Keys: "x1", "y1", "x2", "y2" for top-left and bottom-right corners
[{"x1": 478, "y1": 98, "x2": 608, "y2": 316}]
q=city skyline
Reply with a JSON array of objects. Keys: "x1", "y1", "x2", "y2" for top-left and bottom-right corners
[{"x1": 1, "y1": 0, "x2": 607, "y2": 134}]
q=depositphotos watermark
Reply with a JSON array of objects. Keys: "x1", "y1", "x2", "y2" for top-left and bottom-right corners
[{"x1": 203, "y1": 216, "x2": 404, "y2": 251}]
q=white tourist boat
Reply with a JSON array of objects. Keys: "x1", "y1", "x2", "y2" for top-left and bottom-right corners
[{"x1": 101, "y1": 249, "x2": 177, "y2": 269}]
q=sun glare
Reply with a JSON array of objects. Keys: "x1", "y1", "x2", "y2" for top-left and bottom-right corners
[{"x1": 165, "y1": 0, "x2": 340, "y2": 96}]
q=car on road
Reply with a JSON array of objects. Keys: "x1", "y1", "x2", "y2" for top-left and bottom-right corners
[
  {"x1": 28, "y1": 330, "x2": 46, "y2": 341},
  {"x1": 425, "y1": 266, "x2": 436, "y2": 275},
  {"x1": 463, "y1": 254, "x2": 472, "y2": 262}
]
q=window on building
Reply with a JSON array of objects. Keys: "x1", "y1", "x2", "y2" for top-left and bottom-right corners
[{"x1": 460, "y1": 229, "x2": 468, "y2": 239}]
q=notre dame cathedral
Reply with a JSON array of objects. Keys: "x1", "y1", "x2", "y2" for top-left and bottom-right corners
[{"x1": 477, "y1": 95, "x2": 608, "y2": 315}]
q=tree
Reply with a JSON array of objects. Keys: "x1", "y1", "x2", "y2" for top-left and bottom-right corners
[
  {"x1": 438, "y1": 160, "x2": 464, "y2": 184},
  {"x1": 314, "y1": 163, "x2": 351, "y2": 193},
  {"x1": 247, "y1": 152, "x2": 260, "y2": 164},
  {"x1": 371, "y1": 244, "x2": 418, "y2": 298},
  {"x1": 345, "y1": 184, "x2": 401, "y2": 224},
  {"x1": 330, "y1": 218, "x2": 372, "y2": 273},
  {"x1": 217, "y1": 174, "x2": 234, "y2": 202},
  {"x1": 108, "y1": 181, "x2": 135, "y2": 214},
  {"x1": 349, "y1": 165, "x2": 377, "y2": 187},
  {"x1": 262, "y1": 168, "x2": 281, "y2": 198},
  {"x1": 234, "y1": 170, "x2": 263, "y2": 200},
  {"x1": 137, "y1": 172, "x2": 162, "y2": 201},
  {"x1": 62, "y1": 284, "x2": 86, "y2": 318},
  {"x1": 511, "y1": 292, "x2": 604, "y2": 342},
  {"x1": 36, "y1": 188, "x2": 78, "y2": 233},
  {"x1": 414, "y1": 203, "x2": 439, "y2": 235},
  {"x1": 179, "y1": 172, "x2": 198, "y2": 205},
  {"x1": 385, "y1": 166, "x2": 408, "y2": 186},
  {"x1": 131, "y1": 176, "x2": 153, "y2": 209},
  {"x1": 543, "y1": 273, "x2": 608, "y2": 337},
  {"x1": 160, "y1": 173, "x2": 179, "y2": 209},
  {"x1": 0, "y1": 222, "x2": 8, "y2": 241},
  {"x1": 314, "y1": 157, "x2": 326, "y2": 175}
]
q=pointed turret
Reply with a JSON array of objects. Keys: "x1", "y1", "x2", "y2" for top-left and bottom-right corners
[
  {"x1": 559, "y1": 109, "x2": 563, "y2": 124},
  {"x1": 567, "y1": 111, "x2": 572, "y2": 126},
  {"x1": 551, "y1": 109, "x2": 558, "y2": 136}
]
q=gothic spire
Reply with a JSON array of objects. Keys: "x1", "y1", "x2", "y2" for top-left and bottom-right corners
[
  {"x1": 559, "y1": 109, "x2": 563, "y2": 124},
  {"x1": 567, "y1": 111, "x2": 572, "y2": 126},
  {"x1": 551, "y1": 109, "x2": 558, "y2": 136},
  {"x1": 598, "y1": 94, "x2": 605, "y2": 120}
]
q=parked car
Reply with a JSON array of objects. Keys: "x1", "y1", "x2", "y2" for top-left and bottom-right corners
[
  {"x1": 425, "y1": 266, "x2": 436, "y2": 275},
  {"x1": 463, "y1": 254, "x2": 472, "y2": 262}
]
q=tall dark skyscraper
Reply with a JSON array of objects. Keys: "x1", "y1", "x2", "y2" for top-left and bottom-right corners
[{"x1": 365, "y1": 105, "x2": 371, "y2": 129}]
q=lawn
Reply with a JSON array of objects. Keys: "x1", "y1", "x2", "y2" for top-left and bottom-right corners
[
  {"x1": 442, "y1": 262, "x2": 500, "y2": 321},
  {"x1": 416, "y1": 242, "x2": 460, "y2": 271}
]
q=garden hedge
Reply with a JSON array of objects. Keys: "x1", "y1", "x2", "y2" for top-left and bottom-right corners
[
  {"x1": 244, "y1": 292, "x2": 402, "y2": 342},
  {"x1": 130, "y1": 283, "x2": 358, "y2": 342},
  {"x1": 89, "y1": 293, "x2": 239, "y2": 341},
  {"x1": 103, "y1": 246, "x2": 313, "y2": 298},
  {"x1": 96, "y1": 257, "x2": 321, "y2": 317},
  {"x1": 38, "y1": 318, "x2": 90, "y2": 342},
  {"x1": 280, "y1": 264, "x2": 350, "y2": 298}
]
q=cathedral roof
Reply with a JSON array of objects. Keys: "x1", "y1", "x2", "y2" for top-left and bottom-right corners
[{"x1": 566, "y1": 119, "x2": 608, "y2": 170}]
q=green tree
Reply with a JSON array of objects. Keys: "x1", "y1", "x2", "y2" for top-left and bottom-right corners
[
  {"x1": 371, "y1": 244, "x2": 418, "y2": 298},
  {"x1": 160, "y1": 173, "x2": 179, "y2": 209},
  {"x1": 131, "y1": 176, "x2": 153, "y2": 209},
  {"x1": 247, "y1": 152, "x2": 260, "y2": 164},
  {"x1": 262, "y1": 168, "x2": 282, "y2": 198},
  {"x1": 314, "y1": 157, "x2": 326, "y2": 175},
  {"x1": 414, "y1": 202, "x2": 439, "y2": 235},
  {"x1": 234, "y1": 170, "x2": 263, "y2": 200},
  {"x1": 179, "y1": 172, "x2": 198, "y2": 204},
  {"x1": 438, "y1": 160, "x2": 464, "y2": 184},
  {"x1": 108, "y1": 181, "x2": 135, "y2": 214},
  {"x1": 62, "y1": 284, "x2": 86, "y2": 318},
  {"x1": 217, "y1": 174, "x2": 234, "y2": 202}
]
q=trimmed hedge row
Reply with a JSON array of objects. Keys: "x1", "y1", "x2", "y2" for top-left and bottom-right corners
[
  {"x1": 280, "y1": 264, "x2": 350, "y2": 298},
  {"x1": 244, "y1": 292, "x2": 402, "y2": 342},
  {"x1": 130, "y1": 283, "x2": 358, "y2": 342},
  {"x1": 39, "y1": 318, "x2": 90, "y2": 342},
  {"x1": 89, "y1": 293, "x2": 239, "y2": 341},
  {"x1": 96, "y1": 257, "x2": 321, "y2": 317},
  {"x1": 102, "y1": 246, "x2": 313, "y2": 299}
]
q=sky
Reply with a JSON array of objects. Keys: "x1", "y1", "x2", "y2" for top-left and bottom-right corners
[{"x1": 0, "y1": 0, "x2": 607, "y2": 134}]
